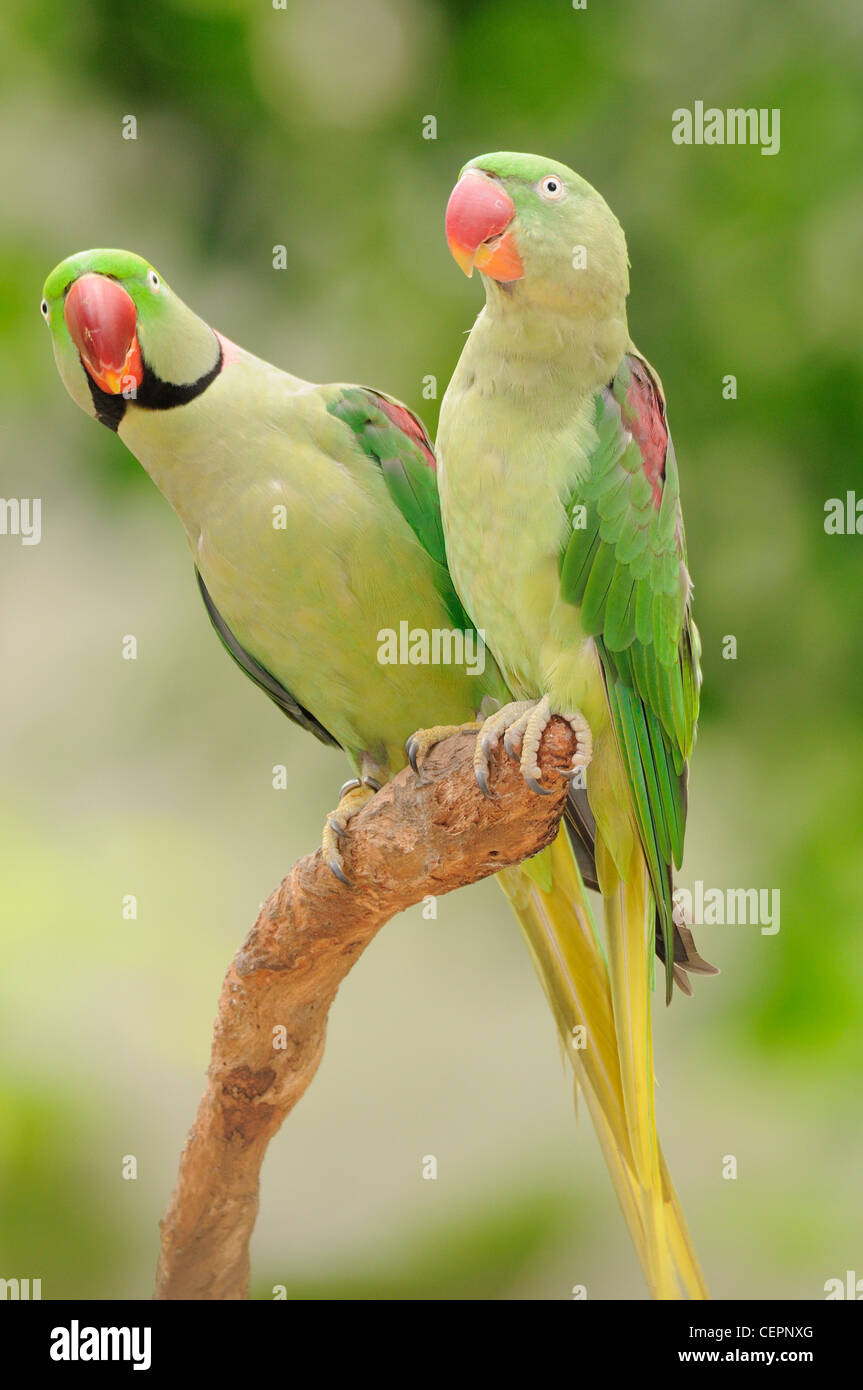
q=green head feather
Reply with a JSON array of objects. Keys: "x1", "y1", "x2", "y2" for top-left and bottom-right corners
[
  {"x1": 41, "y1": 248, "x2": 219, "y2": 423},
  {"x1": 461, "y1": 151, "x2": 630, "y2": 318}
]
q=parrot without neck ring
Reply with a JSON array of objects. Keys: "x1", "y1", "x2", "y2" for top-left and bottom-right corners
[
  {"x1": 439, "y1": 151, "x2": 714, "y2": 1000},
  {"x1": 438, "y1": 151, "x2": 717, "y2": 1293}
]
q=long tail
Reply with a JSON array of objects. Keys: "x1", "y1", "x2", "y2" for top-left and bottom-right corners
[
  {"x1": 603, "y1": 849, "x2": 676, "y2": 1298},
  {"x1": 495, "y1": 828, "x2": 707, "y2": 1299}
]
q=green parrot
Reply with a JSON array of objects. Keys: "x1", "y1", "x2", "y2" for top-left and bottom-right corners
[
  {"x1": 437, "y1": 152, "x2": 717, "y2": 1296},
  {"x1": 42, "y1": 248, "x2": 706, "y2": 1299}
]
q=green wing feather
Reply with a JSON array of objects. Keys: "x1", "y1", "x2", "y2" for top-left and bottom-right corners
[
  {"x1": 327, "y1": 387, "x2": 472, "y2": 633},
  {"x1": 560, "y1": 354, "x2": 701, "y2": 999}
]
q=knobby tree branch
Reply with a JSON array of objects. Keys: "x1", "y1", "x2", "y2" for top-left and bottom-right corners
[{"x1": 154, "y1": 720, "x2": 578, "y2": 1300}]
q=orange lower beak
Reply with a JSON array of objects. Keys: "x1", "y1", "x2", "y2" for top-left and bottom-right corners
[
  {"x1": 472, "y1": 229, "x2": 524, "y2": 282},
  {"x1": 64, "y1": 274, "x2": 144, "y2": 396},
  {"x1": 96, "y1": 358, "x2": 141, "y2": 396}
]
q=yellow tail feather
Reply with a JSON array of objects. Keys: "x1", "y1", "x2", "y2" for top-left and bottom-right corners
[
  {"x1": 603, "y1": 859, "x2": 676, "y2": 1297},
  {"x1": 496, "y1": 828, "x2": 706, "y2": 1300}
]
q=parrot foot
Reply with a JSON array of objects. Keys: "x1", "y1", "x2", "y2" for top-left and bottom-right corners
[
  {"x1": 322, "y1": 776, "x2": 383, "y2": 885},
  {"x1": 405, "y1": 721, "x2": 482, "y2": 781},
  {"x1": 475, "y1": 696, "x2": 593, "y2": 798},
  {"x1": 471, "y1": 699, "x2": 540, "y2": 797}
]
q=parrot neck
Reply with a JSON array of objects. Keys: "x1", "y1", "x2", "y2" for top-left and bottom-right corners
[
  {"x1": 116, "y1": 347, "x2": 310, "y2": 539},
  {"x1": 473, "y1": 289, "x2": 629, "y2": 407}
]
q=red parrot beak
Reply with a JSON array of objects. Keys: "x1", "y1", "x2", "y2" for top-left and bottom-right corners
[
  {"x1": 445, "y1": 170, "x2": 524, "y2": 282},
  {"x1": 64, "y1": 273, "x2": 143, "y2": 396}
]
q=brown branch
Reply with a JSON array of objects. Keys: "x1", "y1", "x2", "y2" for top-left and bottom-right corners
[{"x1": 154, "y1": 719, "x2": 578, "y2": 1300}]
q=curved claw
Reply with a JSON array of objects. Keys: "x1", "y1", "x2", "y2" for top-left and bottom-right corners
[
  {"x1": 327, "y1": 855, "x2": 351, "y2": 887},
  {"x1": 405, "y1": 743, "x2": 430, "y2": 786},
  {"x1": 479, "y1": 732, "x2": 498, "y2": 760},
  {"x1": 503, "y1": 731, "x2": 522, "y2": 761},
  {"x1": 326, "y1": 815, "x2": 346, "y2": 841},
  {"x1": 405, "y1": 736, "x2": 420, "y2": 774},
  {"x1": 524, "y1": 776, "x2": 554, "y2": 796},
  {"x1": 474, "y1": 764, "x2": 497, "y2": 800}
]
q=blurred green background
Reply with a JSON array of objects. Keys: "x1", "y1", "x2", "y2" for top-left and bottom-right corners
[{"x1": 1, "y1": 0, "x2": 862, "y2": 1300}]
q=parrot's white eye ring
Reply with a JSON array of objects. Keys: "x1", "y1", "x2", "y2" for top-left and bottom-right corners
[
  {"x1": 147, "y1": 270, "x2": 161, "y2": 292},
  {"x1": 539, "y1": 175, "x2": 566, "y2": 201},
  {"x1": 40, "y1": 298, "x2": 49, "y2": 320}
]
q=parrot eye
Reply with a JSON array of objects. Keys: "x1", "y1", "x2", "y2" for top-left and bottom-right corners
[
  {"x1": 539, "y1": 175, "x2": 566, "y2": 201},
  {"x1": 40, "y1": 298, "x2": 49, "y2": 320},
  {"x1": 147, "y1": 270, "x2": 161, "y2": 292}
]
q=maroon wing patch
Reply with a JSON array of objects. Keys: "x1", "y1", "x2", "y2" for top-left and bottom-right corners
[
  {"x1": 623, "y1": 356, "x2": 667, "y2": 509},
  {"x1": 367, "y1": 390, "x2": 437, "y2": 472}
]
